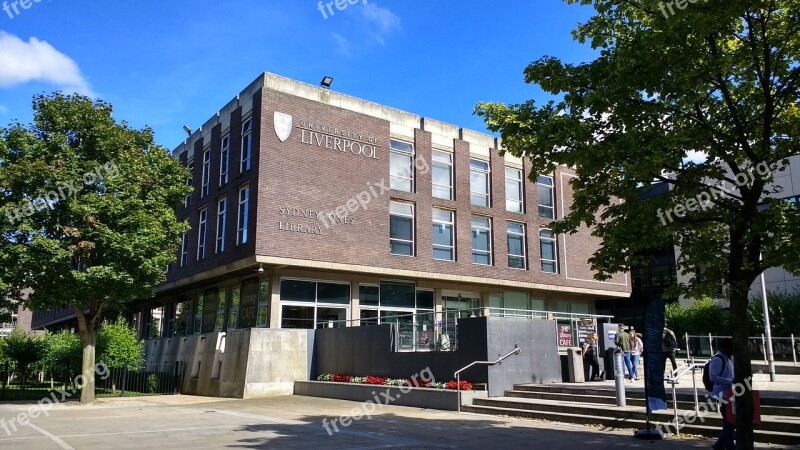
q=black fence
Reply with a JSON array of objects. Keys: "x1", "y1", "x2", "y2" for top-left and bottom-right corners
[{"x1": 96, "y1": 361, "x2": 186, "y2": 397}]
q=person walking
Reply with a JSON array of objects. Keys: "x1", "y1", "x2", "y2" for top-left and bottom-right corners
[
  {"x1": 630, "y1": 330, "x2": 643, "y2": 381},
  {"x1": 710, "y1": 338, "x2": 735, "y2": 450},
  {"x1": 614, "y1": 324, "x2": 634, "y2": 380},
  {"x1": 662, "y1": 325, "x2": 679, "y2": 375},
  {"x1": 583, "y1": 333, "x2": 602, "y2": 381}
]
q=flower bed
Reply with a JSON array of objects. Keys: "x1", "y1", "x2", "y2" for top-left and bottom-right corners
[{"x1": 316, "y1": 373, "x2": 473, "y2": 391}]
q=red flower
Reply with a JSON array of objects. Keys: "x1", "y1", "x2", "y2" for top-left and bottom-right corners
[
  {"x1": 331, "y1": 373, "x2": 351, "y2": 383},
  {"x1": 365, "y1": 376, "x2": 387, "y2": 385},
  {"x1": 407, "y1": 377, "x2": 429, "y2": 388},
  {"x1": 447, "y1": 380, "x2": 473, "y2": 391}
]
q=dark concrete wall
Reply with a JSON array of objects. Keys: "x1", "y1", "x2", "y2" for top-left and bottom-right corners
[
  {"x1": 485, "y1": 317, "x2": 561, "y2": 396},
  {"x1": 313, "y1": 318, "x2": 489, "y2": 384},
  {"x1": 312, "y1": 317, "x2": 562, "y2": 395}
]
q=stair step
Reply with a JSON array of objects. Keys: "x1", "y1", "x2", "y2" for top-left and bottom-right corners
[
  {"x1": 462, "y1": 404, "x2": 800, "y2": 447},
  {"x1": 512, "y1": 384, "x2": 800, "y2": 408},
  {"x1": 475, "y1": 397, "x2": 799, "y2": 433},
  {"x1": 504, "y1": 390, "x2": 800, "y2": 417}
]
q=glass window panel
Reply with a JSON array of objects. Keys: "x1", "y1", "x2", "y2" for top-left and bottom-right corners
[
  {"x1": 316, "y1": 307, "x2": 347, "y2": 328},
  {"x1": 281, "y1": 305, "x2": 315, "y2": 329},
  {"x1": 390, "y1": 215, "x2": 413, "y2": 241},
  {"x1": 317, "y1": 282, "x2": 350, "y2": 304},
  {"x1": 256, "y1": 306, "x2": 268, "y2": 327},
  {"x1": 390, "y1": 201, "x2": 413, "y2": 216},
  {"x1": 380, "y1": 282, "x2": 415, "y2": 308},
  {"x1": 360, "y1": 285, "x2": 380, "y2": 306},
  {"x1": 360, "y1": 309, "x2": 379, "y2": 325},
  {"x1": 416, "y1": 290, "x2": 434, "y2": 309},
  {"x1": 280, "y1": 279, "x2": 316, "y2": 302}
]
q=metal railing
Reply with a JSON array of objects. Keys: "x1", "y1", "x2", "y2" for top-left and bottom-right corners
[
  {"x1": 322, "y1": 307, "x2": 613, "y2": 353},
  {"x1": 663, "y1": 358, "x2": 707, "y2": 436},
  {"x1": 96, "y1": 361, "x2": 186, "y2": 397},
  {"x1": 454, "y1": 346, "x2": 522, "y2": 413},
  {"x1": 681, "y1": 333, "x2": 798, "y2": 366}
]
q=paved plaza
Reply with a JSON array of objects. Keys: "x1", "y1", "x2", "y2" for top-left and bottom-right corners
[{"x1": 0, "y1": 393, "x2": 794, "y2": 449}]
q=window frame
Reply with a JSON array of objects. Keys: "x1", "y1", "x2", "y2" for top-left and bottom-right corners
[
  {"x1": 470, "y1": 158, "x2": 491, "y2": 207},
  {"x1": 197, "y1": 208, "x2": 208, "y2": 261},
  {"x1": 505, "y1": 166, "x2": 524, "y2": 213},
  {"x1": 471, "y1": 215, "x2": 493, "y2": 266},
  {"x1": 201, "y1": 147, "x2": 211, "y2": 197},
  {"x1": 389, "y1": 139, "x2": 414, "y2": 192},
  {"x1": 540, "y1": 228, "x2": 558, "y2": 273},
  {"x1": 537, "y1": 175, "x2": 555, "y2": 219},
  {"x1": 431, "y1": 150, "x2": 454, "y2": 200},
  {"x1": 237, "y1": 185, "x2": 250, "y2": 245},
  {"x1": 216, "y1": 197, "x2": 227, "y2": 254},
  {"x1": 219, "y1": 134, "x2": 230, "y2": 187},
  {"x1": 240, "y1": 118, "x2": 253, "y2": 173},
  {"x1": 507, "y1": 222, "x2": 527, "y2": 270},
  {"x1": 432, "y1": 208, "x2": 455, "y2": 261},
  {"x1": 180, "y1": 228, "x2": 189, "y2": 267},
  {"x1": 389, "y1": 200, "x2": 415, "y2": 256}
]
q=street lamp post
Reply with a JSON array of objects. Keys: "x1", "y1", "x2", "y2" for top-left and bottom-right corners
[{"x1": 759, "y1": 255, "x2": 777, "y2": 382}]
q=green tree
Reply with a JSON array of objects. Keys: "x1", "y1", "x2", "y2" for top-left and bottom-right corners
[
  {"x1": 2, "y1": 329, "x2": 44, "y2": 386},
  {"x1": 476, "y1": 1, "x2": 799, "y2": 447},
  {"x1": 0, "y1": 93, "x2": 191, "y2": 403},
  {"x1": 749, "y1": 288, "x2": 800, "y2": 336},
  {"x1": 41, "y1": 330, "x2": 82, "y2": 388},
  {"x1": 98, "y1": 317, "x2": 144, "y2": 393}
]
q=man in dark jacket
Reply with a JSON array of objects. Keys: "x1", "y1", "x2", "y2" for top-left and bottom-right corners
[
  {"x1": 662, "y1": 325, "x2": 678, "y2": 374},
  {"x1": 615, "y1": 324, "x2": 634, "y2": 380}
]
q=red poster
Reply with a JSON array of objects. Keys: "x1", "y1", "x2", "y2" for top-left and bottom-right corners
[{"x1": 725, "y1": 389, "x2": 761, "y2": 425}]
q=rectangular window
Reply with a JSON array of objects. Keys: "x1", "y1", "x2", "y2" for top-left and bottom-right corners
[
  {"x1": 537, "y1": 175, "x2": 554, "y2": 219},
  {"x1": 257, "y1": 280, "x2": 269, "y2": 328},
  {"x1": 194, "y1": 294, "x2": 203, "y2": 334},
  {"x1": 431, "y1": 150, "x2": 453, "y2": 200},
  {"x1": 470, "y1": 159, "x2": 490, "y2": 207},
  {"x1": 184, "y1": 162, "x2": 193, "y2": 208},
  {"x1": 471, "y1": 216, "x2": 492, "y2": 265},
  {"x1": 540, "y1": 229, "x2": 558, "y2": 273},
  {"x1": 201, "y1": 147, "x2": 211, "y2": 197},
  {"x1": 237, "y1": 186, "x2": 250, "y2": 245},
  {"x1": 507, "y1": 222, "x2": 526, "y2": 270},
  {"x1": 389, "y1": 139, "x2": 414, "y2": 192},
  {"x1": 215, "y1": 289, "x2": 226, "y2": 331},
  {"x1": 240, "y1": 118, "x2": 252, "y2": 173},
  {"x1": 359, "y1": 285, "x2": 379, "y2": 307},
  {"x1": 180, "y1": 229, "x2": 189, "y2": 267},
  {"x1": 432, "y1": 208, "x2": 455, "y2": 261},
  {"x1": 216, "y1": 198, "x2": 227, "y2": 254},
  {"x1": 505, "y1": 167, "x2": 524, "y2": 213},
  {"x1": 197, "y1": 208, "x2": 208, "y2": 261},
  {"x1": 389, "y1": 201, "x2": 414, "y2": 256},
  {"x1": 219, "y1": 134, "x2": 230, "y2": 187}
]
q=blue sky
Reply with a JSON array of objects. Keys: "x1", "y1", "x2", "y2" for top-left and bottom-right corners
[{"x1": 0, "y1": 0, "x2": 598, "y2": 149}]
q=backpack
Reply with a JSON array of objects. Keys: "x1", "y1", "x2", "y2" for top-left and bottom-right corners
[
  {"x1": 663, "y1": 331, "x2": 677, "y2": 350},
  {"x1": 702, "y1": 355, "x2": 723, "y2": 392}
]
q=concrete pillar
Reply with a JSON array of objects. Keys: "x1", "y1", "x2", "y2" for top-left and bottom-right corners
[
  {"x1": 269, "y1": 273, "x2": 281, "y2": 329},
  {"x1": 351, "y1": 281, "x2": 360, "y2": 327}
]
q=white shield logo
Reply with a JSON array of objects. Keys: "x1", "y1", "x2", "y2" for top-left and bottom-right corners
[{"x1": 274, "y1": 112, "x2": 293, "y2": 142}]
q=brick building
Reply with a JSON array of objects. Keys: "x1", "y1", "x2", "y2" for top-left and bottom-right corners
[{"x1": 136, "y1": 72, "x2": 630, "y2": 343}]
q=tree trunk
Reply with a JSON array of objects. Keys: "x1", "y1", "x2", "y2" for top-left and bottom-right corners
[
  {"x1": 73, "y1": 304, "x2": 101, "y2": 405},
  {"x1": 730, "y1": 284, "x2": 755, "y2": 449}
]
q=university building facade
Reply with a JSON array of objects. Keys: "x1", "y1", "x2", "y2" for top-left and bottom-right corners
[{"x1": 136, "y1": 72, "x2": 630, "y2": 349}]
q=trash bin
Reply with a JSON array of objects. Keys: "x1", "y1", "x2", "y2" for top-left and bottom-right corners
[
  {"x1": 566, "y1": 347, "x2": 585, "y2": 383},
  {"x1": 604, "y1": 348, "x2": 616, "y2": 380}
]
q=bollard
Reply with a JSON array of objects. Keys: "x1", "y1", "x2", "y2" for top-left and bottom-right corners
[{"x1": 614, "y1": 349, "x2": 626, "y2": 406}]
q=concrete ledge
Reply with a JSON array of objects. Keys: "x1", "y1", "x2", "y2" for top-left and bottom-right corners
[{"x1": 294, "y1": 381, "x2": 487, "y2": 411}]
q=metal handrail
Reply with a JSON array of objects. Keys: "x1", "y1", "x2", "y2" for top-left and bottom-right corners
[
  {"x1": 663, "y1": 357, "x2": 707, "y2": 436},
  {"x1": 454, "y1": 346, "x2": 522, "y2": 413}
]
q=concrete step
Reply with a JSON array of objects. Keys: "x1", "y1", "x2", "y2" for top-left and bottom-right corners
[
  {"x1": 461, "y1": 403, "x2": 800, "y2": 446},
  {"x1": 512, "y1": 384, "x2": 800, "y2": 408},
  {"x1": 504, "y1": 390, "x2": 800, "y2": 417}
]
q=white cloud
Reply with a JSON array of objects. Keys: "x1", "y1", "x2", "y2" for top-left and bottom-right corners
[
  {"x1": 332, "y1": 33, "x2": 351, "y2": 57},
  {"x1": 0, "y1": 32, "x2": 94, "y2": 96},
  {"x1": 359, "y1": 3, "x2": 400, "y2": 33}
]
